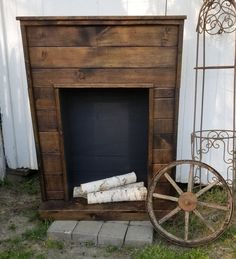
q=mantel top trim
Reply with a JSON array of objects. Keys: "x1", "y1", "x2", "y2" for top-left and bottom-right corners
[{"x1": 16, "y1": 16, "x2": 186, "y2": 21}]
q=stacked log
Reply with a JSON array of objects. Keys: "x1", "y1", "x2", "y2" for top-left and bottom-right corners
[{"x1": 73, "y1": 172, "x2": 147, "y2": 204}]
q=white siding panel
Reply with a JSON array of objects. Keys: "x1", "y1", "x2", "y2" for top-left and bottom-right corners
[
  {"x1": 42, "y1": 0, "x2": 99, "y2": 16},
  {"x1": 0, "y1": 0, "x2": 38, "y2": 169},
  {"x1": 0, "y1": 0, "x2": 234, "y2": 179},
  {"x1": 98, "y1": 0, "x2": 128, "y2": 15},
  {"x1": 127, "y1": 0, "x2": 166, "y2": 15}
]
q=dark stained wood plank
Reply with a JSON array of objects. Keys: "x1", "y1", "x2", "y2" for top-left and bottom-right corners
[
  {"x1": 34, "y1": 87, "x2": 56, "y2": 110},
  {"x1": 46, "y1": 191, "x2": 65, "y2": 200},
  {"x1": 42, "y1": 154, "x2": 63, "y2": 174},
  {"x1": 152, "y1": 164, "x2": 168, "y2": 174},
  {"x1": 27, "y1": 25, "x2": 179, "y2": 47},
  {"x1": 153, "y1": 149, "x2": 174, "y2": 164},
  {"x1": 36, "y1": 110, "x2": 58, "y2": 131},
  {"x1": 45, "y1": 175, "x2": 64, "y2": 191},
  {"x1": 29, "y1": 47, "x2": 177, "y2": 68},
  {"x1": 154, "y1": 119, "x2": 174, "y2": 134},
  {"x1": 153, "y1": 134, "x2": 174, "y2": 149},
  {"x1": 154, "y1": 98, "x2": 175, "y2": 119},
  {"x1": 20, "y1": 24, "x2": 47, "y2": 201},
  {"x1": 39, "y1": 132, "x2": 60, "y2": 153},
  {"x1": 148, "y1": 89, "x2": 154, "y2": 185},
  {"x1": 39, "y1": 199, "x2": 173, "y2": 220},
  {"x1": 154, "y1": 88, "x2": 175, "y2": 98},
  {"x1": 32, "y1": 68, "x2": 176, "y2": 88}
]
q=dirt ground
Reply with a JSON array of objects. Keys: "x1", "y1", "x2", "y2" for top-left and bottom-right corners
[{"x1": 1, "y1": 173, "x2": 236, "y2": 259}]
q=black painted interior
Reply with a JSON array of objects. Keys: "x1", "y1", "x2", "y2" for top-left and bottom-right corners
[{"x1": 60, "y1": 88, "x2": 149, "y2": 198}]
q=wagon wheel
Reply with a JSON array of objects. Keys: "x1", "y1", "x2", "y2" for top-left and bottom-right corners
[{"x1": 147, "y1": 160, "x2": 233, "y2": 247}]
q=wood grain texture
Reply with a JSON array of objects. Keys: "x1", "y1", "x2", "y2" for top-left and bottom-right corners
[
  {"x1": 153, "y1": 149, "x2": 174, "y2": 164},
  {"x1": 154, "y1": 119, "x2": 174, "y2": 134},
  {"x1": 27, "y1": 25, "x2": 178, "y2": 47},
  {"x1": 36, "y1": 110, "x2": 57, "y2": 131},
  {"x1": 39, "y1": 132, "x2": 60, "y2": 153},
  {"x1": 154, "y1": 98, "x2": 175, "y2": 119},
  {"x1": 154, "y1": 88, "x2": 175, "y2": 98},
  {"x1": 29, "y1": 47, "x2": 177, "y2": 68},
  {"x1": 153, "y1": 134, "x2": 174, "y2": 149},
  {"x1": 45, "y1": 175, "x2": 64, "y2": 191},
  {"x1": 32, "y1": 68, "x2": 176, "y2": 87},
  {"x1": 39, "y1": 200, "x2": 172, "y2": 220},
  {"x1": 34, "y1": 87, "x2": 56, "y2": 110},
  {"x1": 46, "y1": 191, "x2": 65, "y2": 200},
  {"x1": 42, "y1": 154, "x2": 62, "y2": 174}
]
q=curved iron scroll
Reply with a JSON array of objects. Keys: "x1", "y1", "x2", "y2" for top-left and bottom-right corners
[{"x1": 197, "y1": 0, "x2": 236, "y2": 35}]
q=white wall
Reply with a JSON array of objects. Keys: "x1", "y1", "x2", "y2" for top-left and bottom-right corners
[{"x1": 0, "y1": 0, "x2": 234, "y2": 181}]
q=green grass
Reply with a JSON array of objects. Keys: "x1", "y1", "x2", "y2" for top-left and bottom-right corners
[
  {"x1": 44, "y1": 239, "x2": 64, "y2": 250},
  {"x1": 133, "y1": 244, "x2": 209, "y2": 259},
  {"x1": 0, "y1": 249, "x2": 34, "y2": 259},
  {"x1": 0, "y1": 179, "x2": 12, "y2": 187},
  {"x1": 21, "y1": 220, "x2": 51, "y2": 241},
  {"x1": 105, "y1": 245, "x2": 119, "y2": 253},
  {"x1": 20, "y1": 175, "x2": 40, "y2": 195},
  {"x1": 8, "y1": 223, "x2": 17, "y2": 231}
]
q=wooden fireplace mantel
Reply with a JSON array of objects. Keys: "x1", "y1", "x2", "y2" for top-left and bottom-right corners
[{"x1": 17, "y1": 16, "x2": 186, "y2": 220}]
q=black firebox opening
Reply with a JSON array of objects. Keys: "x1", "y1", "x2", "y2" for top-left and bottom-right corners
[{"x1": 60, "y1": 88, "x2": 149, "y2": 198}]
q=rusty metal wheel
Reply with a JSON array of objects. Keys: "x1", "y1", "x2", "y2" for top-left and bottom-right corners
[{"x1": 147, "y1": 160, "x2": 233, "y2": 247}]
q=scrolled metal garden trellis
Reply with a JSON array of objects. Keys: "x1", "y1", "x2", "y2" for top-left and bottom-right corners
[{"x1": 147, "y1": 0, "x2": 236, "y2": 247}]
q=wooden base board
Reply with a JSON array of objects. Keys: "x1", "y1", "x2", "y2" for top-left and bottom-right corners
[{"x1": 39, "y1": 200, "x2": 174, "y2": 221}]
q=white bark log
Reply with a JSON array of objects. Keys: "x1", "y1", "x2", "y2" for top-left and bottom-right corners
[
  {"x1": 73, "y1": 181, "x2": 144, "y2": 198},
  {"x1": 80, "y1": 172, "x2": 137, "y2": 194},
  {"x1": 87, "y1": 186, "x2": 147, "y2": 204}
]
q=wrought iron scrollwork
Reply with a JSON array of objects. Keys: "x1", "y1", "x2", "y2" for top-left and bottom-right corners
[
  {"x1": 192, "y1": 130, "x2": 235, "y2": 186},
  {"x1": 197, "y1": 0, "x2": 236, "y2": 35}
]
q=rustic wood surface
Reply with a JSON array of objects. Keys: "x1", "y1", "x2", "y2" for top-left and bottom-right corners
[{"x1": 18, "y1": 16, "x2": 185, "y2": 219}]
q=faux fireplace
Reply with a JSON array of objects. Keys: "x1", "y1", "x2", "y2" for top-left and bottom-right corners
[{"x1": 17, "y1": 16, "x2": 185, "y2": 220}]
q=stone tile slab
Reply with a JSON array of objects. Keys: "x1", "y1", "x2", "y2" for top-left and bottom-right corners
[
  {"x1": 72, "y1": 221, "x2": 104, "y2": 245},
  {"x1": 129, "y1": 221, "x2": 153, "y2": 227},
  {"x1": 47, "y1": 220, "x2": 78, "y2": 242},
  {"x1": 124, "y1": 225, "x2": 153, "y2": 247},
  {"x1": 98, "y1": 222, "x2": 128, "y2": 247}
]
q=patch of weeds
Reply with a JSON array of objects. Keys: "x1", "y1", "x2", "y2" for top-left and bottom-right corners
[
  {"x1": 106, "y1": 245, "x2": 119, "y2": 253},
  {"x1": 23, "y1": 209, "x2": 40, "y2": 222},
  {"x1": 8, "y1": 223, "x2": 16, "y2": 231},
  {"x1": 218, "y1": 224, "x2": 236, "y2": 242},
  {"x1": 44, "y1": 239, "x2": 64, "y2": 250},
  {"x1": 133, "y1": 244, "x2": 209, "y2": 259},
  {"x1": 35, "y1": 255, "x2": 46, "y2": 259},
  {"x1": 0, "y1": 179, "x2": 12, "y2": 188},
  {"x1": 21, "y1": 175, "x2": 40, "y2": 195},
  {"x1": 0, "y1": 249, "x2": 33, "y2": 259},
  {"x1": 22, "y1": 220, "x2": 51, "y2": 241},
  {"x1": 84, "y1": 240, "x2": 95, "y2": 247}
]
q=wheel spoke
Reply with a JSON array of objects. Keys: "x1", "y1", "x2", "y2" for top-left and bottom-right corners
[
  {"x1": 158, "y1": 206, "x2": 181, "y2": 225},
  {"x1": 198, "y1": 201, "x2": 229, "y2": 211},
  {"x1": 193, "y1": 209, "x2": 215, "y2": 233},
  {"x1": 187, "y1": 164, "x2": 194, "y2": 192},
  {"x1": 196, "y1": 180, "x2": 219, "y2": 198},
  {"x1": 153, "y1": 193, "x2": 178, "y2": 202},
  {"x1": 164, "y1": 173, "x2": 183, "y2": 195},
  {"x1": 184, "y1": 212, "x2": 189, "y2": 241}
]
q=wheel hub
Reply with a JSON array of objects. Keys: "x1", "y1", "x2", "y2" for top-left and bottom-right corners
[{"x1": 178, "y1": 192, "x2": 197, "y2": 212}]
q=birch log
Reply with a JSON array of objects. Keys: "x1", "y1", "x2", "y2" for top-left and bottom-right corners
[
  {"x1": 87, "y1": 186, "x2": 147, "y2": 204},
  {"x1": 80, "y1": 172, "x2": 137, "y2": 194},
  {"x1": 73, "y1": 181, "x2": 144, "y2": 198}
]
